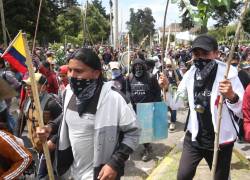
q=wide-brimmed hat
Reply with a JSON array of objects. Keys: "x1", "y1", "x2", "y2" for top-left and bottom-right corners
[{"x1": 22, "y1": 73, "x2": 47, "y2": 86}]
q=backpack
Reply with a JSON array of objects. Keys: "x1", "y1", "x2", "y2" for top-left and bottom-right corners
[{"x1": 25, "y1": 93, "x2": 61, "y2": 152}]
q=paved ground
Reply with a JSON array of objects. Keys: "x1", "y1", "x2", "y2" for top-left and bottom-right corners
[{"x1": 122, "y1": 109, "x2": 188, "y2": 180}]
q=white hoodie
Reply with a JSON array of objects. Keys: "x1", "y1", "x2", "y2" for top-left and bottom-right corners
[{"x1": 176, "y1": 60, "x2": 244, "y2": 144}]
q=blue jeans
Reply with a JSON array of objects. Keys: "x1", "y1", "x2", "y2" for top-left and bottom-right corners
[
  {"x1": 7, "y1": 111, "x2": 17, "y2": 134},
  {"x1": 169, "y1": 107, "x2": 176, "y2": 123}
]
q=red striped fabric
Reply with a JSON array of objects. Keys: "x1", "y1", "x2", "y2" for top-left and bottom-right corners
[{"x1": 2, "y1": 52, "x2": 27, "y2": 73}]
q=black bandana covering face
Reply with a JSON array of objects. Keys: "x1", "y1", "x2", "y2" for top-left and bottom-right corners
[
  {"x1": 193, "y1": 58, "x2": 212, "y2": 70},
  {"x1": 69, "y1": 77, "x2": 98, "y2": 116},
  {"x1": 134, "y1": 64, "x2": 144, "y2": 78},
  {"x1": 194, "y1": 59, "x2": 217, "y2": 91}
]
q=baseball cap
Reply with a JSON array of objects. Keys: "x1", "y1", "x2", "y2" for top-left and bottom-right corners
[
  {"x1": 191, "y1": 34, "x2": 218, "y2": 52},
  {"x1": 59, "y1": 65, "x2": 68, "y2": 74}
]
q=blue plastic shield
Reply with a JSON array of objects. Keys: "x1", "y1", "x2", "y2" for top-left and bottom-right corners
[{"x1": 137, "y1": 102, "x2": 168, "y2": 144}]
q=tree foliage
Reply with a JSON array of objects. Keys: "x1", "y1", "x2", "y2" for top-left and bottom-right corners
[
  {"x1": 178, "y1": 0, "x2": 194, "y2": 31},
  {"x1": 85, "y1": 3, "x2": 110, "y2": 44},
  {"x1": 0, "y1": 0, "x2": 110, "y2": 46},
  {"x1": 175, "y1": 0, "x2": 241, "y2": 34},
  {"x1": 57, "y1": 6, "x2": 82, "y2": 40},
  {"x1": 208, "y1": 25, "x2": 236, "y2": 42},
  {"x1": 242, "y1": 8, "x2": 250, "y2": 34},
  {"x1": 92, "y1": 0, "x2": 108, "y2": 19},
  {"x1": 126, "y1": 7, "x2": 155, "y2": 45},
  {"x1": 2, "y1": 0, "x2": 61, "y2": 45}
]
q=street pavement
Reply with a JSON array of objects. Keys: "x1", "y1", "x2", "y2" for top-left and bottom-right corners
[
  {"x1": 122, "y1": 109, "x2": 188, "y2": 180},
  {"x1": 122, "y1": 108, "x2": 250, "y2": 180}
]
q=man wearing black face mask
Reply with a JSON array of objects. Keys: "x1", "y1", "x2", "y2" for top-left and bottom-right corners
[
  {"x1": 126, "y1": 58, "x2": 161, "y2": 161},
  {"x1": 175, "y1": 34, "x2": 245, "y2": 180},
  {"x1": 36, "y1": 48, "x2": 140, "y2": 180}
]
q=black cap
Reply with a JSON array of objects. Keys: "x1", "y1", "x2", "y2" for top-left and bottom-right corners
[{"x1": 191, "y1": 34, "x2": 218, "y2": 52}]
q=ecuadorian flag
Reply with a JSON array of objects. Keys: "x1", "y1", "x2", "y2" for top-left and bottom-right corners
[{"x1": 1, "y1": 31, "x2": 27, "y2": 73}]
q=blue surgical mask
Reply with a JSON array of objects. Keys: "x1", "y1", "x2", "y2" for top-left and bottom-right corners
[{"x1": 111, "y1": 69, "x2": 121, "y2": 79}]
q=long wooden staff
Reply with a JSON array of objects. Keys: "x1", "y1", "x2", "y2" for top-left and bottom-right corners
[
  {"x1": 31, "y1": 0, "x2": 43, "y2": 55},
  {"x1": 211, "y1": 1, "x2": 249, "y2": 179},
  {"x1": 161, "y1": 0, "x2": 170, "y2": 101},
  {"x1": 23, "y1": 33, "x2": 55, "y2": 180},
  {"x1": 166, "y1": 25, "x2": 180, "y2": 85}
]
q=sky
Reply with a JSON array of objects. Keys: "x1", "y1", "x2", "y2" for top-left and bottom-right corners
[{"x1": 78, "y1": 0, "x2": 182, "y2": 32}]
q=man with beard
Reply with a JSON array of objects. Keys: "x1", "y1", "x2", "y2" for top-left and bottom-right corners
[
  {"x1": 175, "y1": 35, "x2": 244, "y2": 180},
  {"x1": 36, "y1": 48, "x2": 140, "y2": 180},
  {"x1": 127, "y1": 58, "x2": 161, "y2": 161}
]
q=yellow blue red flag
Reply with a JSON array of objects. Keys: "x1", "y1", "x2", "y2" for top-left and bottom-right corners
[{"x1": 1, "y1": 31, "x2": 27, "y2": 73}]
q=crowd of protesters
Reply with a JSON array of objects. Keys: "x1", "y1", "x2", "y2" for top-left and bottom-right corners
[{"x1": 0, "y1": 34, "x2": 250, "y2": 180}]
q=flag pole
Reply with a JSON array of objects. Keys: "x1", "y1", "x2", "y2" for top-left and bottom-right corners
[
  {"x1": 211, "y1": 0, "x2": 249, "y2": 179},
  {"x1": 1, "y1": 31, "x2": 22, "y2": 57},
  {"x1": 22, "y1": 33, "x2": 55, "y2": 180}
]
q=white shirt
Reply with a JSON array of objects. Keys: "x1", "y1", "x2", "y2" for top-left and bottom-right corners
[{"x1": 65, "y1": 109, "x2": 95, "y2": 180}]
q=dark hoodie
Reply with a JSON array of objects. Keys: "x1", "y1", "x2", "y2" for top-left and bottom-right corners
[{"x1": 127, "y1": 58, "x2": 161, "y2": 111}]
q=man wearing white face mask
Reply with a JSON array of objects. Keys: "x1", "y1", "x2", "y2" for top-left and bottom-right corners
[{"x1": 109, "y1": 61, "x2": 126, "y2": 95}]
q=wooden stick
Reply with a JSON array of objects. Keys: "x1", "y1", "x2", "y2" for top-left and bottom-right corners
[
  {"x1": 211, "y1": 1, "x2": 249, "y2": 179},
  {"x1": 0, "y1": 0, "x2": 7, "y2": 48},
  {"x1": 23, "y1": 33, "x2": 55, "y2": 180},
  {"x1": 31, "y1": 0, "x2": 43, "y2": 56},
  {"x1": 161, "y1": 0, "x2": 170, "y2": 101},
  {"x1": 128, "y1": 33, "x2": 130, "y2": 75}
]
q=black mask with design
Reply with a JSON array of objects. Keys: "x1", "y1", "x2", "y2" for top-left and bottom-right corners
[
  {"x1": 134, "y1": 64, "x2": 144, "y2": 78},
  {"x1": 69, "y1": 77, "x2": 97, "y2": 97},
  {"x1": 193, "y1": 58, "x2": 212, "y2": 70},
  {"x1": 69, "y1": 77, "x2": 100, "y2": 116}
]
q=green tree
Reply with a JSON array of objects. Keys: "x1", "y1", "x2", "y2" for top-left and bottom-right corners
[
  {"x1": 174, "y1": 0, "x2": 238, "y2": 33},
  {"x1": 126, "y1": 7, "x2": 155, "y2": 45},
  {"x1": 85, "y1": 4, "x2": 110, "y2": 44},
  {"x1": 242, "y1": 8, "x2": 250, "y2": 34},
  {"x1": 57, "y1": 6, "x2": 82, "y2": 39},
  {"x1": 60, "y1": 0, "x2": 78, "y2": 8},
  {"x1": 212, "y1": 1, "x2": 242, "y2": 28},
  {"x1": 92, "y1": 0, "x2": 108, "y2": 19},
  {"x1": 2, "y1": 0, "x2": 61, "y2": 45},
  {"x1": 178, "y1": 0, "x2": 194, "y2": 30}
]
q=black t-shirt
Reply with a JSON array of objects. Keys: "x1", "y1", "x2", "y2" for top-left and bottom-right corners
[
  {"x1": 128, "y1": 73, "x2": 161, "y2": 111},
  {"x1": 193, "y1": 63, "x2": 218, "y2": 150}
]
